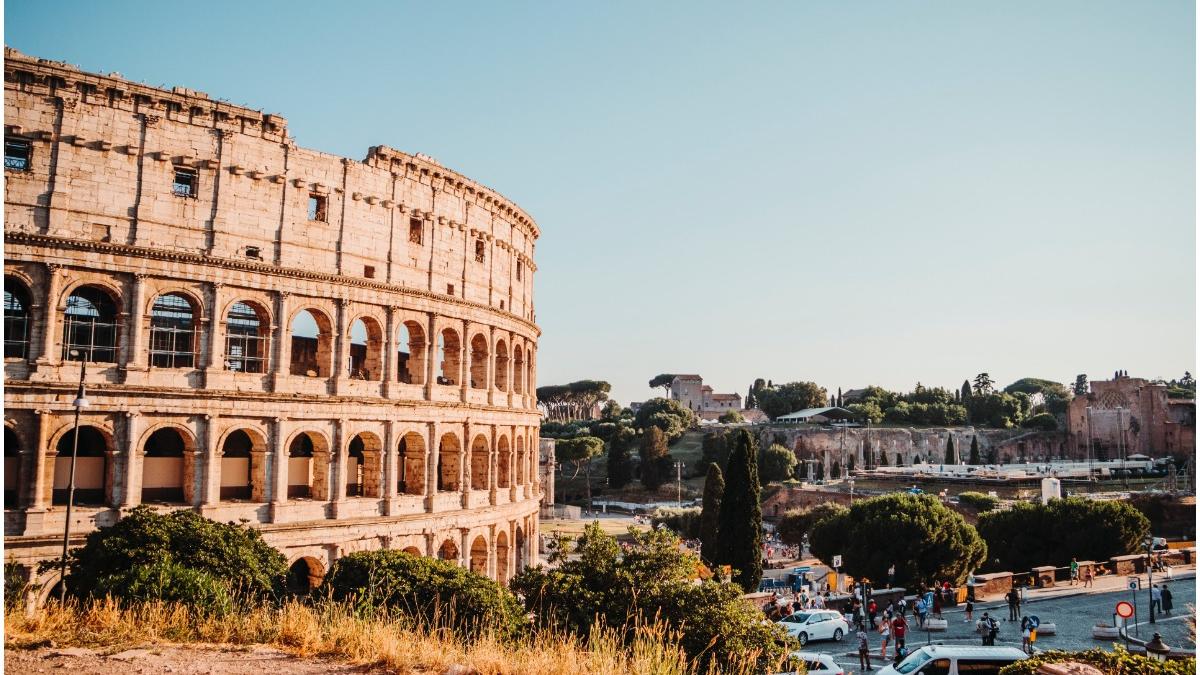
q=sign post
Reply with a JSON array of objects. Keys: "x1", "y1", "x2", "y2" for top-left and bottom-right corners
[
  {"x1": 1116, "y1": 601, "x2": 1134, "y2": 648},
  {"x1": 1126, "y1": 577, "x2": 1140, "y2": 636}
]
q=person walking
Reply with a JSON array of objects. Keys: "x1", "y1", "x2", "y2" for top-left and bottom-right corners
[
  {"x1": 878, "y1": 617, "x2": 891, "y2": 659},
  {"x1": 932, "y1": 592, "x2": 942, "y2": 619},
  {"x1": 1151, "y1": 584, "x2": 1162, "y2": 615},
  {"x1": 1161, "y1": 584, "x2": 1174, "y2": 615},
  {"x1": 891, "y1": 613, "x2": 908, "y2": 658},
  {"x1": 1070, "y1": 558, "x2": 1079, "y2": 585},
  {"x1": 868, "y1": 599, "x2": 878, "y2": 629},
  {"x1": 976, "y1": 612, "x2": 997, "y2": 646},
  {"x1": 1020, "y1": 617, "x2": 1032, "y2": 654},
  {"x1": 857, "y1": 627, "x2": 872, "y2": 671},
  {"x1": 964, "y1": 595, "x2": 974, "y2": 623},
  {"x1": 887, "y1": 564, "x2": 896, "y2": 588},
  {"x1": 1005, "y1": 588, "x2": 1020, "y2": 621},
  {"x1": 1083, "y1": 566, "x2": 1094, "y2": 588}
]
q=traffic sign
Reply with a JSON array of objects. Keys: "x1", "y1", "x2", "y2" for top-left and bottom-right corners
[
  {"x1": 1027, "y1": 615, "x2": 1040, "y2": 629},
  {"x1": 832, "y1": 555, "x2": 843, "y2": 568},
  {"x1": 1116, "y1": 601, "x2": 1134, "y2": 618},
  {"x1": 1128, "y1": 579, "x2": 1139, "y2": 590}
]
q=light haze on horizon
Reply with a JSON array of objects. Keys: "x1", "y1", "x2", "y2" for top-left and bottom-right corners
[{"x1": 7, "y1": 1, "x2": 1195, "y2": 406}]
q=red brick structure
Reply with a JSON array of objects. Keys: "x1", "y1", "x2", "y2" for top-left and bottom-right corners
[{"x1": 1067, "y1": 375, "x2": 1195, "y2": 459}]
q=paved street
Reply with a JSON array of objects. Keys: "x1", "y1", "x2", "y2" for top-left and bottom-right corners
[{"x1": 788, "y1": 575, "x2": 1195, "y2": 672}]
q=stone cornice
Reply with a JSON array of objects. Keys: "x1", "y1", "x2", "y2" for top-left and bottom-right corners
[{"x1": 5, "y1": 232, "x2": 541, "y2": 336}]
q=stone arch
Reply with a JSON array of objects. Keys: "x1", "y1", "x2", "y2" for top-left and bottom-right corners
[
  {"x1": 347, "y1": 431, "x2": 383, "y2": 498},
  {"x1": 51, "y1": 424, "x2": 112, "y2": 506},
  {"x1": 398, "y1": 431, "x2": 426, "y2": 496},
  {"x1": 494, "y1": 338, "x2": 509, "y2": 391},
  {"x1": 438, "y1": 538, "x2": 459, "y2": 562},
  {"x1": 496, "y1": 530, "x2": 510, "y2": 584},
  {"x1": 516, "y1": 435, "x2": 526, "y2": 485},
  {"x1": 289, "y1": 307, "x2": 334, "y2": 377},
  {"x1": 402, "y1": 546, "x2": 422, "y2": 556},
  {"x1": 470, "y1": 434, "x2": 489, "y2": 490},
  {"x1": 62, "y1": 283, "x2": 121, "y2": 363},
  {"x1": 4, "y1": 426, "x2": 21, "y2": 508},
  {"x1": 224, "y1": 300, "x2": 271, "y2": 373},
  {"x1": 286, "y1": 556, "x2": 325, "y2": 594},
  {"x1": 438, "y1": 432, "x2": 461, "y2": 492},
  {"x1": 347, "y1": 314, "x2": 384, "y2": 381},
  {"x1": 513, "y1": 345, "x2": 525, "y2": 395},
  {"x1": 469, "y1": 333, "x2": 489, "y2": 389},
  {"x1": 469, "y1": 535, "x2": 488, "y2": 575},
  {"x1": 218, "y1": 427, "x2": 268, "y2": 502},
  {"x1": 147, "y1": 290, "x2": 201, "y2": 369},
  {"x1": 437, "y1": 327, "x2": 461, "y2": 385},
  {"x1": 497, "y1": 435, "x2": 511, "y2": 489},
  {"x1": 396, "y1": 320, "x2": 426, "y2": 385},
  {"x1": 515, "y1": 525, "x2": 527, "y2": 573},
  {"x1": 287, "y1": 430, "x2": 331, "y2": 500},
  {"x1": 4, "y1": 275, "x2": 33, "y2": 360},
  {"x1": 140, "y1": 424, "x2": 195, "y2": 504}
]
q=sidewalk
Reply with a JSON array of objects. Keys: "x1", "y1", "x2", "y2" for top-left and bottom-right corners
[{"x1": 970, "y1": 565, "x2": 1195, "y2": 608}]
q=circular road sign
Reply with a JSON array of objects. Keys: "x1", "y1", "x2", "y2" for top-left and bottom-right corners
[
  {"x1": 1027, "y1": 615, "x2": 1040, "y2": 629},
  {"x1": 1116, "y1": 601, "x2": 1134, "y2": 619}
]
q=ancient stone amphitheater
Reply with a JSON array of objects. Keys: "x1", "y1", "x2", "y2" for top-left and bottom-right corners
[{"x1": 2, "y1": 48, "x2": 542, "y2": 599}]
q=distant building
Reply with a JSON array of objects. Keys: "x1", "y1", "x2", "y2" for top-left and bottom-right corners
[
  {"x1": 1067, "y1": 374, "x2": 1195, "y2": 459},
  {"x1": 776, "y1": 407, "x2": 856, "y2": 425}
]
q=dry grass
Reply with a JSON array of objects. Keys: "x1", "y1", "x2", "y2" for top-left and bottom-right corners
[{"x1": 4, "y1": 599, "x2": 754, "y2": 675}]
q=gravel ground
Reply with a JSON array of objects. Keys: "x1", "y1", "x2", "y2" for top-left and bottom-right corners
[{"x1": 3, "y1": 644, "x2": 389, "y2": 675}]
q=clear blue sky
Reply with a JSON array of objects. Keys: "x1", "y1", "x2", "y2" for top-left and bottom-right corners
[{"x1": 7, "y1": 1, "x2": 1195, "y2": 405}]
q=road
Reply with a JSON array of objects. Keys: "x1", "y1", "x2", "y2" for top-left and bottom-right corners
[{"x1": 788, "y1": 577, "x2": 1194, "y2": 672}]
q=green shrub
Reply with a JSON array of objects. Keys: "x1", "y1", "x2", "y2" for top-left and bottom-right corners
[
  {"x1": 324, "y1": 549, "x2": 526, "y2": 641},
  {"x1": 1021, "y1": 413, "x2": 1058, "y2": 430},
  {"x1": 651, "y1": 507, "x2": 702, "y2": 539},
  {"x1": 4, "y1": 561, "x2": 29, "y2": 609},
  {"x1": 67, "y1": 506, "x2": 287, "y2": 602},
  {"x1": 978, "y1": 497, "x2": 1150, "y2": 571},
  {"x1": 93, "y1": 560, "x2": 234, "y2": 614},
  {"x1": 957, "y1": 491, "x2": 1000, "y2": 512},
  {"x1": 999, "y1": 647, "x2": 1195, "y2": 675}
]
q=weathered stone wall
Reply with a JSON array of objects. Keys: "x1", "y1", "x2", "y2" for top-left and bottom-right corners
[
  {"x1": 1066, "y1": 376, "x2": 1196, "y2": 459},
  {"x1": 2, "y1": 48, "x2": 542, "y2": 592}
]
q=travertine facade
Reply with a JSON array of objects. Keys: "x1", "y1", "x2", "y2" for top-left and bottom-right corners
[{"x1": 2, "y1": 48, "x2": 541, "y2": 597}]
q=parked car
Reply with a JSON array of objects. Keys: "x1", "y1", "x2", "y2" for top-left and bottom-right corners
[
  {"x1": 775, "y1": 651, "x2": 844, "y2": 675},
  {"x1": 775, "y1": 609, "x2": 849, "y2": 646},
  {"x1": 878, "y1": 645, "x2": 1027, "y2": 675}
]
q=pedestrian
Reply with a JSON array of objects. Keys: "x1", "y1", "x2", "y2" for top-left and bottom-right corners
[
  {"x1": 1083, "y1": 566, "x2": 1094, "y2": 588},
  {"x1": 1161, "y1": 584, "x2": 1173, "y2": 615},
  {"x1": 932, "y1": 592, "x2": 942, "y2": 619},
  {"x1": 857, "y1": 627, "x2": 872, "y2": 671},
  {"x1": 887, "y1": 563, "x2": 895, "y2": 588},
  {"x1": 891, "y1": 613, "x2": 907, "y2": 658},
  {"x1": 878, "y1": 617, "x2": 891, "y2": 659},
  {"x1": 964, "y1": 595, "x2": 974, "y2": 623},
  {"x1": 1020, "y1": 617, "x2": 1032, "y2": 654},
  {"x1": 1005, "y1": 588, "x2": 1020, "y2": 621},
  {"x1": 915, "y1": 597, "x2": 927, "y2": 628},
  {"x1": 1151, "y1": 584, "x2": 1162, "y2": 615},
  {"x1": 868, "y1": 599, "x2": 878, "y2": 629},
  {"x1": 1070, "y1": 557, "x2": 1079, "y2": 585}
]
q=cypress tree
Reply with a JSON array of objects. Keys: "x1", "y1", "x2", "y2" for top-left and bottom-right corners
[
  {"x1": 944, "y1": 435, "x2": 956, "y2": 465},
  {"x1": 961, "y1": 380, "x2": 973, "y2": 420},
  {"x1": 699, "y1": 463, "x2": 724, "y2": 565},
  {"x1": 836, "y1": 387, "x2": 843, "y2": 408},
  {"x1": 639, "y1": 426, "x2": 670, "y2": 490},
  {"x1": 606, "y1": 428, "x2": 635, "y2": 488},
  {"x1": 816, "y1": 461, "x2": 825, "y2": 480},
  {"x1": 715, "y1": 429, "x2": 762, "y2": 592},
  {"x1": 969, "y1": 435, "x2": 981, "y2": 465}
]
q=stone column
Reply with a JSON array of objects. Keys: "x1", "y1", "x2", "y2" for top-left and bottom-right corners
[
  {"x1": 382, "y1": 305, "x2": 397, "y2": 397},
  {"x1": 332, "y1": 299, "x2": 348, "y2": 392},
  {"x1": 487, "y1": 326, "x2": 496, "y2": 405},
  {"x1": 200, "y1": 415, "x2": 220, "y2": 507},
  {"x1": 123, "y1": 273, "x2": 149, "y2": 371},
  {"x1": 509, "y1": 424, "x2": 519, "y2": 501},
  {"x1": 489, "y1": 423, "x2": 498, "y2": 505},
  {"x1": 35, "y1": 264, "x2": 63, "y2": 365},
  {"x1": 383, "y1": 419, "x2": 397, "y2": 514},
  {"x1": 459, "y1": 528, "x2": 470, "y2": 569},
  {"x1": 331, "y1": 418, "x2": 347, "y2": 510},
  {"x1": 487, "y1": 523, "x2": 497, "y2": 580},
  {"x1": 424, "y1": 312, "x2": 436, "y2": 400},
  {"x1": 425, "y1": 421, "x2": 438, "y2": 511},
  {"x1": 270, "y1": 418, "x2": 288, "y2": 517},
  {"x1": 29, "y1": 410, "x2": 52, "y2": 509},
  {"x1": 120, "y1": 412, "x2": 143, "y2": 508},
  {"x1": 506, "y1": 332, "x2": 515, "y2": 407},
  {"x1": 270, "y1": 291, "x2": 290, "y2": 390},
  {"x1": 424, "y1": 531, "x2": 436, "y2": 557},
  {"x1": 459, "y1": 318, "x2": 469, "y2": 402},
  {"x1": 460, "y1": 419, "x2": 471, "y2": 508},
  {"x1": 204, "y1": 282, "x2": 224, "y2": 371}
]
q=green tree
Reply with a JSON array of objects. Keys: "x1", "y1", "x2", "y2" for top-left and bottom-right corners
[
  {"x1": 699, "y1": 463, "x2": 724, "y2": 564},
  {"x1": 758, "y1": 443, "x2": 797, "y2": 485},
  {"x1": 633, "y1": 397, "x2": 696, "y2": 442},
  {"x1": 977, "y1": 498, "x2": 1150, "y2": 571},
  {"x1": 831, "y1": 461, "x2": 842, "y2": 479},
  {"x1": 67, "y1": 506, "x2": 286, "y2": 603},
  {"x1": 815, "y1": 461, "x2": 825, "y2": 480},
  {"x1": 969, "y1": 435, "x2": 981, "y2": 465},
  {"x1": 325, "y1": 549, "x2": 525, "y2": 640},
  {"x1": 557, "y1": 436, "x2": 605, "y2": 512},
  {"x1": 944, "y1": 435, "x2": 956, "y2": 465},
  {"x1": 848, "y1": 401, "x2": 884, "y2": 424},
  {"x1": 776, "y1": 503, "x2": 848, "y2": 548},
  {"x1": 605, "y1": 427, "x2": 635, "y2": 489},
  {"x1": 1022, "y1": 413, "x2": 1058, "y2": 431},
  {"x1": 1073, "y1": 374, "x2": 1089, "y2": 395},
  {"x1": 648, "y1": 373, "x2": 677, "y2": 397},
  {"x1": 756, "y1": 381, "x2": 829, "y2": 420},
  {"x1": 698, "y1": 429, "x2": 730, "y2": 473},
  {"x1": 510, "y1": 523, "x2": 790, "y2": 672},
  {"x1": 718, "y1": 409, "x2": 745, "y2": 424},
  {"x1": 715, "y1": 430, "x2": 762, "y2": 592},
  {"x1": 973, "y1": 373, "x2": 995, "y2": 396},
  {"x1": 651, "y1": 507, "x2": 702, "y2": 539},
  {"x1": 809, "y1": 493, "x2": 986, "y2": 587},
  {"x1": 957, "y1": 491, "x2": 999, "y2": 512},
  {"x1": 599, "y1": 400, "x2": 624, "y2": 421},
  {"x1": 639, "y1": 425, "x2": 672, "y2": 490}
]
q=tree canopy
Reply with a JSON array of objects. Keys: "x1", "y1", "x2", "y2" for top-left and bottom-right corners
[
  {"x1": 756, "y1": 381, "x2": 828, "y2": 420},
  {"x1": 776, "y1": 503, "x2": 847, "y2": 548},
  {"x1": 715, "y1": 430, "x2": 763, "y2": 592},
  {"x1": 639, "y1": 425, "x2": 673, "y2": 490},
  {"x1": 536, "y1": 380, "x2": 612, "y2": 421},
  {"x1": 633, "y1": 397, "x2": 696, "y2": 442},
  {"x1": 977, "y1": 498, "x2": 1150, "y2": 571},
  {"x1": 648, "y1": 374, "x2": 677, "y2": 397},
  {"x1": 758, "y1": 443, "x2": 797, "y2": 484}
]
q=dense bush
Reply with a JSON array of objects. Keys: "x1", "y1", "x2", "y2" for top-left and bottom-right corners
[
  {"x1": 511, "y1": 523, "x2": 791, "y2": 672},
  {"x1": 718, "y1": 410, "x2": 745, "y2": 424},
  {"x1": 1021, "y1": 412, "x2": 1058, "y2": 430},
  {"x1": 324, "y1": 549, "x2": 526, "y2": 640},
  {"x1": 67, "y1": 506, "x2": 287, "y2": 602},
  {"x1": 775, "y1": 503, "x2": 848, "y2": 548},
  {"x1": 4, "y1": 562, "x2": 28, "y2": 609},
  {"x1": 93, "y1": 559, "x2": 234, "y2": 614},
  {"x1": 633, "y1": 398, "x2": 696, "y2": 442},
  {"x1": 977, "y1": 498, "x2": 1150, "y2": 571},
  {"x1": 957, "y1": 491, "x2": 1000, "y2": 512},
  {"x1": 758, "y1": 443, "x2": 797, "y2": 484},
  {"x1": 651, "y1": 507, "x2": 702, "y2": 539},
  {"x1": 999, "y1": 647, "x2": 1195, "y2": 675}
]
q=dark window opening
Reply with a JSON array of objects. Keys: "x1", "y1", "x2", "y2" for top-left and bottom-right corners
[
  {"x1": 474, "y1": 240, "x2": 485, "y2": 263},
  {"x1": 4, "y1": 278, "x2": 31, "y2": 359},
  {"x1": 63, "y1": 286, "x2": 120, "y2": 363},
  {"x1": 408, "y1": 217, "x2": 423, "y2": 244},
  {"x1": 5, "y1": 138, "x2": 31, "y2": 171},
  {"x1": 364, "y1": 265, "x2": 375, "y2": 279},
  {"x1": 245, "y1": 246, "x2": 262, "y2": 260},
  {"x1": 308, "y1": 194, "x2": 327, "y2": 222},
  {"x1": 447, "y1": 283, "x2": 455, "y2": 295},
  {"x1": 172, "y1": 168, "x2": 197, "y2": 198},
  {"x1": 149, "y1": 293, "x2": 196, "y2": 369},
  {"x1": 225, "y1": 301, "x2": 267, "y2": 373},
  {"x1": 516, "y1": 260, "x2": 523, "y2": 281}
]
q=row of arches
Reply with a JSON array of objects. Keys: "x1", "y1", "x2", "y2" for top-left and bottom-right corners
[
  {"x1": 4, "y1": 275, "x2": 533, "y2": 395},
  {"x1": 6, "y1": 421, "x2": 537, "y2": 510}
]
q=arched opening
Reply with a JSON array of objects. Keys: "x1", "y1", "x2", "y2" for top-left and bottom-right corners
[
  {"x1": 398, "y1": 432, "x2": 425, "y2": 496},
  {"x1": 497, "y1": 436, "x2": 511, "y2": 489},
  {"x1": 515, "y1": 526, "x2": 527, "y2": 573},
  {"x1": 496, "y1": 530, "x2": 510, "y2": 584},
  {"x1": 290, "y1": 309, "x2": 333, "y2": 377},
  {"x1": 396, "y1": 321, "x2": 426, "y2": 385},
  {"x1": 5, "y1": 427, "x2": 21, "y2": 508},
  {"x1": 402, "y1": 546, "x2": 422, "y2": 556},
  {"x1": 62, "y1": 285, "x2": 119, "y2": 363},
  {"x1": 494, "y1": 340, "x2": 509, "y2": 391},
  {"x1": 4, "y1": 277, "x2": 32, "y2": 359},
  {"x1": 347, "y1": 317, "x2": 383, "y2": 380},
  {"x1": 346, "y1": 435, "x2": 364, "y2": 497},
  {"x1": 149, "y1": 293, "x2": 198, "y2": 369},
  {"x1": 437, "y1": 328, "x2": 460, "y2": 385},
  {"x1": 437, "y1": 433, "x2": 460, "y2": 492},
  {"x1": 438, "y1": 539, "x2": 459, "y2": 562},
  {"x1": 142, "y1": 427, "x2": 187, "y2": 503},
  {"x1": 287, "y1": 432, "x2": 330, "y2": 500},
  {"x1": 516, "y1": 436, "x2": 526, "y2": 486},
  {"x1": 219, "y1": 429, "x2": 253, "y2": 501},
  {"x1": 53, "y1": 426, "x2": 109, "y2": 506},
  {"x1": 513, "y1": 346, "x2": 525, "y2": 395},
  {"x1": 469, "y1": 535, "x2": 488, "y2": 575},
  {"x1": 470, "y1": 434, "x2": 489, "y2": 490},
  {"x1": 287, "y1": 557, "x2": 325, "y2": 594},
  {"x1": 469, "y1": 333, "x2": 488, "y2": 389},
  {"x1": 225, "y1": 301, "x2": 269, "y2": 373}
]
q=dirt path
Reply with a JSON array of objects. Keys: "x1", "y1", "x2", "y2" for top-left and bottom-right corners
[{"x1": 4, "y1": 644, "x2": 392, "y2": 674}]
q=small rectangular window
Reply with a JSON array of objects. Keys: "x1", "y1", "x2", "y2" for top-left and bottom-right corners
[
  {"x1": 308, "y1": 194, "x2": 327, "y2": 222},
  {"x1": 409, "y1": 217, "x2": 423, "y2": 244},
  {"x1": 447, "y1": 283, "x2": 455, "y2": 295},
  {"x1": 516, "y1": 260, "x2": 523, "y2": 281},
  {"x1": 500, "y1": 300, "x2": 505, "y2": 310},
  {"x1": 364, "y1": 265, "x2": 375, "y2": 279},
  {"x1": 245, "y1": 246, "x2": 262, "y2": 260},
  {"x1": 173, "y1": 168, "x2": 197, "y2": 197},
  {"x1": 4, "y1": 138, "x2": 31, "y2": 171},
  {"x1": 474, "y1": 239, "x2": 486, "y2": 263}
]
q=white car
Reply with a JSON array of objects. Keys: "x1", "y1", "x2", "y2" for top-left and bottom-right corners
[
  {"x1": 776, "y1": 609, "x2": 849, "y2": 646},
  {"x1": 878, "y1": 645, "x2": 1027, "y2": 675},
  {"x1": 775, "y1": 651, "x2": 845, "y2": 675}
]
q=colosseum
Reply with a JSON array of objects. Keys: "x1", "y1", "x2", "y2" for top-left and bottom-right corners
[{"x1": 2, "y1": 48, "x2": 542, "y2": 599}]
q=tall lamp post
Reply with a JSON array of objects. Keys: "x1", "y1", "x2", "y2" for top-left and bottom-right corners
[
  {"x1": 58, "y1": 350, "x2": 89, "y2": 603},
  {"x1": 674, "y1": 461, "x2": 684, "y2": 507},
  {"x1": 1146, "y1": 539, "x2": 1156, "y2": 624}
]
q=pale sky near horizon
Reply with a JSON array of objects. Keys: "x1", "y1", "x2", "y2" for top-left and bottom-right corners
[{"x1": 6, "y1": 1, "x2": 1195, "y2": 405}]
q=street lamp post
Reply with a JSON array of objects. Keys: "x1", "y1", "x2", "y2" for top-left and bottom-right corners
[
  {"x1": 1146, "y1": 540, "x2": 1156, "y2": 624},
  {"x1": 58, "y1": 351, "x2": 89, "y2": 604},
  {"x1": 674, "y1": 461, "x2": 684, "y2": 507}
]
